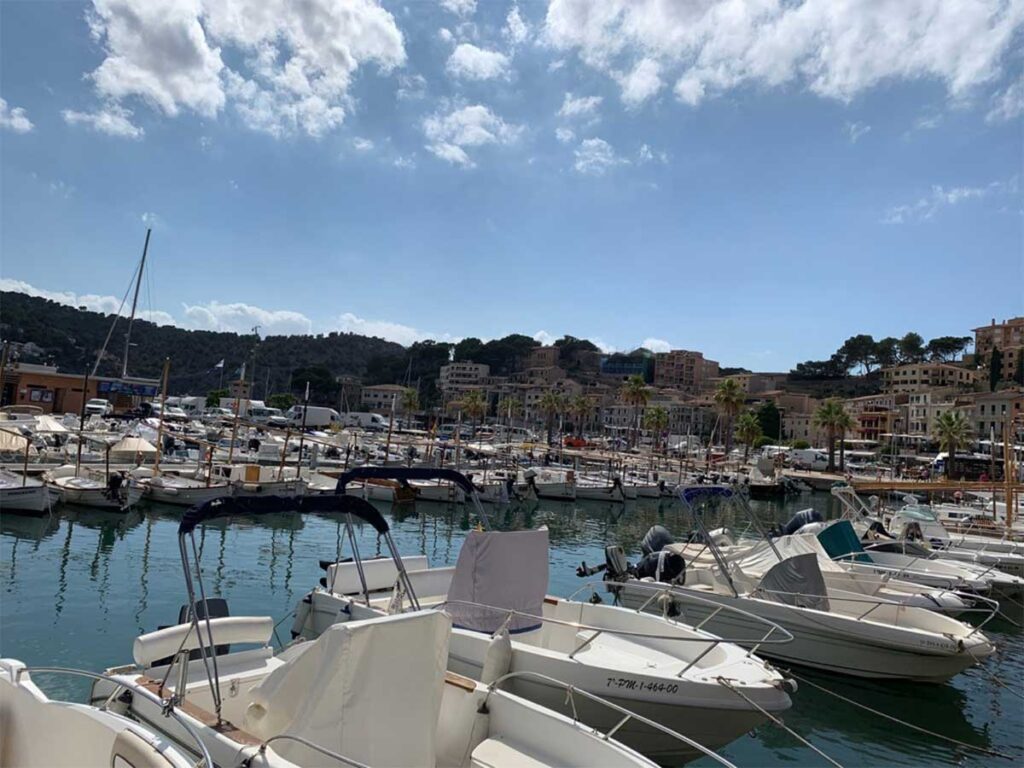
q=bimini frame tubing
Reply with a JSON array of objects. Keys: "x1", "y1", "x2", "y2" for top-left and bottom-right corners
[{"x1": 175, "y1": 493, "x2": 395, "y2": 723}]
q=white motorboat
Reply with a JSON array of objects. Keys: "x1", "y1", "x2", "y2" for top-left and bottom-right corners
[
  {"x1": 608, "y1": 486, "x2": 994, "y2": 682},
  {"x1": 45, "y1": 464, "x2": 143, "y2": 511},
  {"x1": 520, "y1": 467, "x2": 576, "y2": 500},
  {"x1": 130, "y1": 467, "x2": 233, "y2": 506},
  {"x1": 93, "y1": 490, "x2": 721, "y2": 768},
  {"x1": 292, "y1": 468, "x2": 792, "y2": 761},
  {"x1": 0, "y1": 659, "x2": 201, "y2": 768},
  {"x1": 889, "y1": 504, "x2": 1024, "y2": 577},
  {"x1": 574, "y1": 473, "x2": 627, "y2": 502},
  {"x1": 214, "y1": 464, "x2": 305, "y2": 497},
  {"x1": 0, "y1": 468, "x2": 52, "y2": 515}
]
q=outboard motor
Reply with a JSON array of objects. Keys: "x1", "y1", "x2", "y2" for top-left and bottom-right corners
[
  {"x1": 863, "y1": 520, "x2": 894, "y2": 540},
  {"x1": 779, "y1": 509, "x2": 823, "y2": 536},
  {"x1": 641, "y1": 525, "x2": 674, "y2": 556},
  {"x1": 104, "y1": 472, "x2": 125, "y2": 502},
  {"x1": 634, "y1": 550, "x2": 685, "y2": 584}
]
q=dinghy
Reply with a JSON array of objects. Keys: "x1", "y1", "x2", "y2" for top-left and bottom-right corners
[{"x1": 0, "y1": 468, "x2": 52, "y2": 515}]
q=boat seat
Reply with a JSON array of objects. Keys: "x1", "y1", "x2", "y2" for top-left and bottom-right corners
[
  {"x1": 324, "y1": 555, "x2": 429, "y2": 595},
  {"x1": 572, "y1": 631, "x2": 680, "y2": 672},
  {"x1": 110, "y1": 728, "x2": 178, "y2": 768},
  {"x1": 471, "y1": 738, "x2": 548, "y2": 768},
  {"x1": 243, "y1": 611, "x2": 450, "y2": 767}
]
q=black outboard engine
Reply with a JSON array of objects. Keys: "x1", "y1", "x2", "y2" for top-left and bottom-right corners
[
  {"x1": 778, "y1": 509, "x2": 823, "y2": 536},
  {"x1": 634, "y1": 550, "x2": 685, "y2": 583},
  {"x1": 641, "y1": 525, "x2": 674, "y2": 556},
  {"x1": 104, "y1": 472, "x2": 125, "y2": 501},
  {"x1": 863, "y1": 520, "x2": 894, "y2": 540}
]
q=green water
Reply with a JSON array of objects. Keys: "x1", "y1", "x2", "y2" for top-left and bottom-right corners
[{"x1": 2, "y1": 494, "x2": 1021, "y2": 767}]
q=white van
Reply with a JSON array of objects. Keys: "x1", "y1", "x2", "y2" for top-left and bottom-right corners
[
  {"x1": 339, "y1": 412, "x2": 389, "y2": 431},
  {"x1": 787, "y1": 448, "x2": 830, "y2": 471},
  {"x1": 285, "y1": 405, "x2": 341, "y2": 428}
]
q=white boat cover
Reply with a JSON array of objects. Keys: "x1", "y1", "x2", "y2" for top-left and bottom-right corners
[
  {"x1": 447, "y1": 529, "x2": 548, "y2": 634},
  {"x1": 245, "y1": 611, "x2": 450, "y2": 767},
  {"x1": 736, "y1": 535, "x2": 845, "y2": 575},
  {"x1": 755, "y1": 553, "x2": 830, "y2": 611},
  {"x1": 0, "y1": 428, "x2": 29, "y2": 452},
  {"x1": 111, "y1": 436, "x2": 157, "y2": 455}
]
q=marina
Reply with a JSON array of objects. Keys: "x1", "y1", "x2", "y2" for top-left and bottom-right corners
[{"x1": 1, "y1": 479, "x2": 1021, "y2": 767}]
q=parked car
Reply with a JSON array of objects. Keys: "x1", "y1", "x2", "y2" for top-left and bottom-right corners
[{"x1": 84, "y1": 398, "x2": 113, "y2": 416}]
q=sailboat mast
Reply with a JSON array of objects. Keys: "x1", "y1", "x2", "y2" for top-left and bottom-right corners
[{"x1": 122, "y1": 228, "x2": 151, "y2": 379}]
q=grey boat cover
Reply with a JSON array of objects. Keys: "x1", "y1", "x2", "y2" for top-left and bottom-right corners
[
  {"x1": 447, "y1": 528, "x2": 548, "y2": 634},
  {"x1": 756, "y1": 553, "x2": 830, "y2": 612}
]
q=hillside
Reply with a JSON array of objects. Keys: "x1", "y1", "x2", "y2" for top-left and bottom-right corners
[{"x1": 0, "y1": 291, "x2": 405, "y2": 396}]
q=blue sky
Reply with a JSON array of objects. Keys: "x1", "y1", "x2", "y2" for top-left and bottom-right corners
[{"x1": 1, "y1": 0, "x2": 1021, "y2": 369}]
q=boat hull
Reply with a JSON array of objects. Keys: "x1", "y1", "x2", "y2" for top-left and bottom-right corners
[{"x1": 0, "y1": 484, "x2": 52, "y2": 515}]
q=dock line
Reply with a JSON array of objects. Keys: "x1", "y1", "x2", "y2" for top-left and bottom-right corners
[
  {"x1": 716, "y1": 676, "x2": 844, "y2": 768},
  {"x1": 780, "y1": 669, "x2": 1014, "y2": 761}
]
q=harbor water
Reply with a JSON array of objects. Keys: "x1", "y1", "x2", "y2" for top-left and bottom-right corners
[{"x1": 2, "y1": 492, "x2": 1021, "y2": 767}]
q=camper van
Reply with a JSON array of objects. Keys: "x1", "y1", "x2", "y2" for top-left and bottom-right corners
[
  {"x1": 285, "y1": 405, "x2": 342, "y2": 429},
  {"x1": 339, "y1": 411, "x2": 389, "y2": 431}
]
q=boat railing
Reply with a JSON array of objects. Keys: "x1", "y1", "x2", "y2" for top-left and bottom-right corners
[
  {"x1": 13, "y1": 665, "x2": 213, "y2": 768},
  {"x1": 443, "y1": 596, "x2": 793, "y2": 679},
  {"x1": 566, "y1": 580, "x2": 795, "y2": 664},
  {"x1": 485, "y1": 669, "x2": 738, "y2": 768},
  {"x1": 832, "y1": 550, "x2": 973, "y2": 588}
]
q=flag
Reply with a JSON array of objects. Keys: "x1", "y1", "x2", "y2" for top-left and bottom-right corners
[{"x1": 215, "y1": 359, "x2": 225, "y2": 369}]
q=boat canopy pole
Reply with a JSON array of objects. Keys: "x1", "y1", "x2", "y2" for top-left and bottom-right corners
[{"x1": 678, "y1": 486, "x2": 741, "y2": 597}]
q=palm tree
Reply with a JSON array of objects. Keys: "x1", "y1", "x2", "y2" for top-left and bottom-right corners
[
  {"x1": 734, "y1": 411, "x2": 763, "y2": 462},
  {"x1": 538, "y1": 391, "x2": 564, "y2": 446},
  {"x1": 835, "y1": 408, "x2": 855, "y2": 471},
  {"x1": 569, "y1": 394, "x2": 596, "y2": 437},
  {"x1": 400, "y1": 387, "x2": 419, "y2": 418},
  {"x1": 713, "y1": 379, "x2": 745, "y2": 454},
  {"x1": 934, "y1": 410, "x2": 972, "y2": 479},
  {"x1": 642, "y1": 405, "x2": 669, "y2": 452},
  {"x1": 496, "y1": 396, "x2": 523, "y2": 435},
  {"x1": 813, "y1": 399, "x2": 848, "y2": 472},
  {"x1": 456, "y1": 390, "x2": 487, "y2": 438},
  {"x1": 620, "y1": 375, "x2": 650, "y2": 447}
]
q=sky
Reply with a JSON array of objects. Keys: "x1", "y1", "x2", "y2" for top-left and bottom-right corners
[{"x1": 0, "y1": 0, "x2": 1022, "y2": 370}]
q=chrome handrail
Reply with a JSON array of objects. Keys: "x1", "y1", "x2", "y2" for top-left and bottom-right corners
[
  {"x1": 485, "y1": 670, "x2": 738, "y2": 768},
  {"x1": 255, "y1": 735, "x2": 370, "y2": 768},
  {"x1": 569, "y1": 578, "x2": 796, "y2": 653},
  {"x1": 13, "y1": 665, "x2": 213, "y2": 768}
]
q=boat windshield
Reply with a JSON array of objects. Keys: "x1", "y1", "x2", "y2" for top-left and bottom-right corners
[{"x1": 900, "y1": 505, "x2": 938, "y2": 522}]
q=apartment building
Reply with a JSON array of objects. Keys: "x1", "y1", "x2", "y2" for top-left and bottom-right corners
[
  {"x1": 906, "y1": 390, "x2": 970, "y2": 437},
  {"x1": 881, "y1": 362, "x2": 977, "y2": 394},
  {"x1": 974, "y1": 317, "x2": 1024, "y2": 383},
  {"x1": 361, "y1": 383, "x2": 407, "y2": 412},
  {"x1": 438, "y1": 361, "x2": 490, "y2": 397},
  {"x1": 653, "y1": 350, "x2": 720, "y2": 393},
  {"x1": 525, "y1": 346, "x2": 560, "y2": 369},
  {"x1": 973, "y1": 388, "x2": 1024, "y2": 439}
]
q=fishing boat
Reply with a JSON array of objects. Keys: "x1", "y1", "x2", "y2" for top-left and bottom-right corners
[
  {"x1": 44, "y1": 464, "x2": 143, "y2": 511},
  {"x1": 0, "y1": 659, "x2": 199, "y2": 768},
  {"x1": 292, "y1": 468, "x2": 793, "y2": 761},
  {"x1": 574, "y1": 473, "x2": 627, "y2": 502},
  {"x1": 93, "y1": 492, "x2": 722, "y2": 768},
  {"x1": 130, "y1": 467, "x2": 232, "y2": 506},
  {"x1": 604, "y1": 486, "x2": 994, "y2": 682},
  {"x1": 214, "y1": 463, "x2": 304, "y2": 497},
  {"x1": 0, "y1": 468, "x2": 52, "y2": 515}
]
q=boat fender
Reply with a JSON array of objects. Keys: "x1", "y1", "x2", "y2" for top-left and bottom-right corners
[{"x1": 480, "y1": 627, "x2": 512, "y2": 684}]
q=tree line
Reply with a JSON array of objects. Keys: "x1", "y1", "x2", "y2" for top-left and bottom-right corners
[{"x1": 791, "y1": 332, "x2": 972, "y2": 379}]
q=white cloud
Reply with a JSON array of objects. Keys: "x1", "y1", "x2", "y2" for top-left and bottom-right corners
[
  {"x1": 439, "y1": 0, "x2": 476, "y2": 18},
  {"x1": 423, "y1": 104, "x2": 522, "y2": 167},
  {"x1": 0, "y1": 278, "x2": 168, "y2": 321},
  {"x1": 73, "y1": 0, "x2": 405, "y2": 140},
  {"x1": 446, "y1": 43, "x2": 510, "y2": 81},
  {"x1": 573, "y1": 137, "x2": 625, "y2": 175},
  {"x1": 393, "y1": 154, "x2": 416, "y2": 169},
  {"x1": 545, "y1": 0, "x2": 1024, "y2": 109},
  {"x1": 555, "y1": 126, "x2": 575, "y2": 143},
  {"x1": 62, "y1": 104, "x2": 144, "y2": 139},
  {"x1": 640, "y1": 337, "x2": 672, "y2": 353},
  {"x1": 883, "y1": 179, "x2": 1017, "y2": 223},
  {"x1": 617, "y1": 58, "x2": 662, "y2": 107},
  {"x1": 845, "y1": 121, "x2": 871, "y2": 143},
  {"x1": 352, "y1": 137, "x2": 374, "y2": 151},
  {"x1": 0, "y1": 98, "x2": 34, "y2": 133},
  {"x1": 397, "y1": 73, "x2": 427, "y2": 100},
  {"x1": 504, "y1": 5, "x2": 530, "y2": 47},
  {"x1": 590, "y1": 338, "x2": 616, "y2": 354},
  {"x1": 532, "y1": 330, "x2": 557, "y2": 346},
  {"x1": 987, "y1": 80, "x2": 1024, "y2": 123},
  {"x1": 438, "y1": 27, "x2": 454, "y2": 43},
  {"x1": 181, "y1": 300, "x2": 313, "y2": 335},
  {"x1": 558, "y1": 92, "x2": 602, "y2": 119},
  {"x1": 335, "y1": 312, "x2": 454, "y2": 345}
]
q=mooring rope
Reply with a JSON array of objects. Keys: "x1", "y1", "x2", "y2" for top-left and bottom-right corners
[
  {"x1": 716, "y1": 677, "x2": 844, "y2": 768},
  {"x1": 782, "y1": 669, "x2": 1014, "y2": 761}
]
